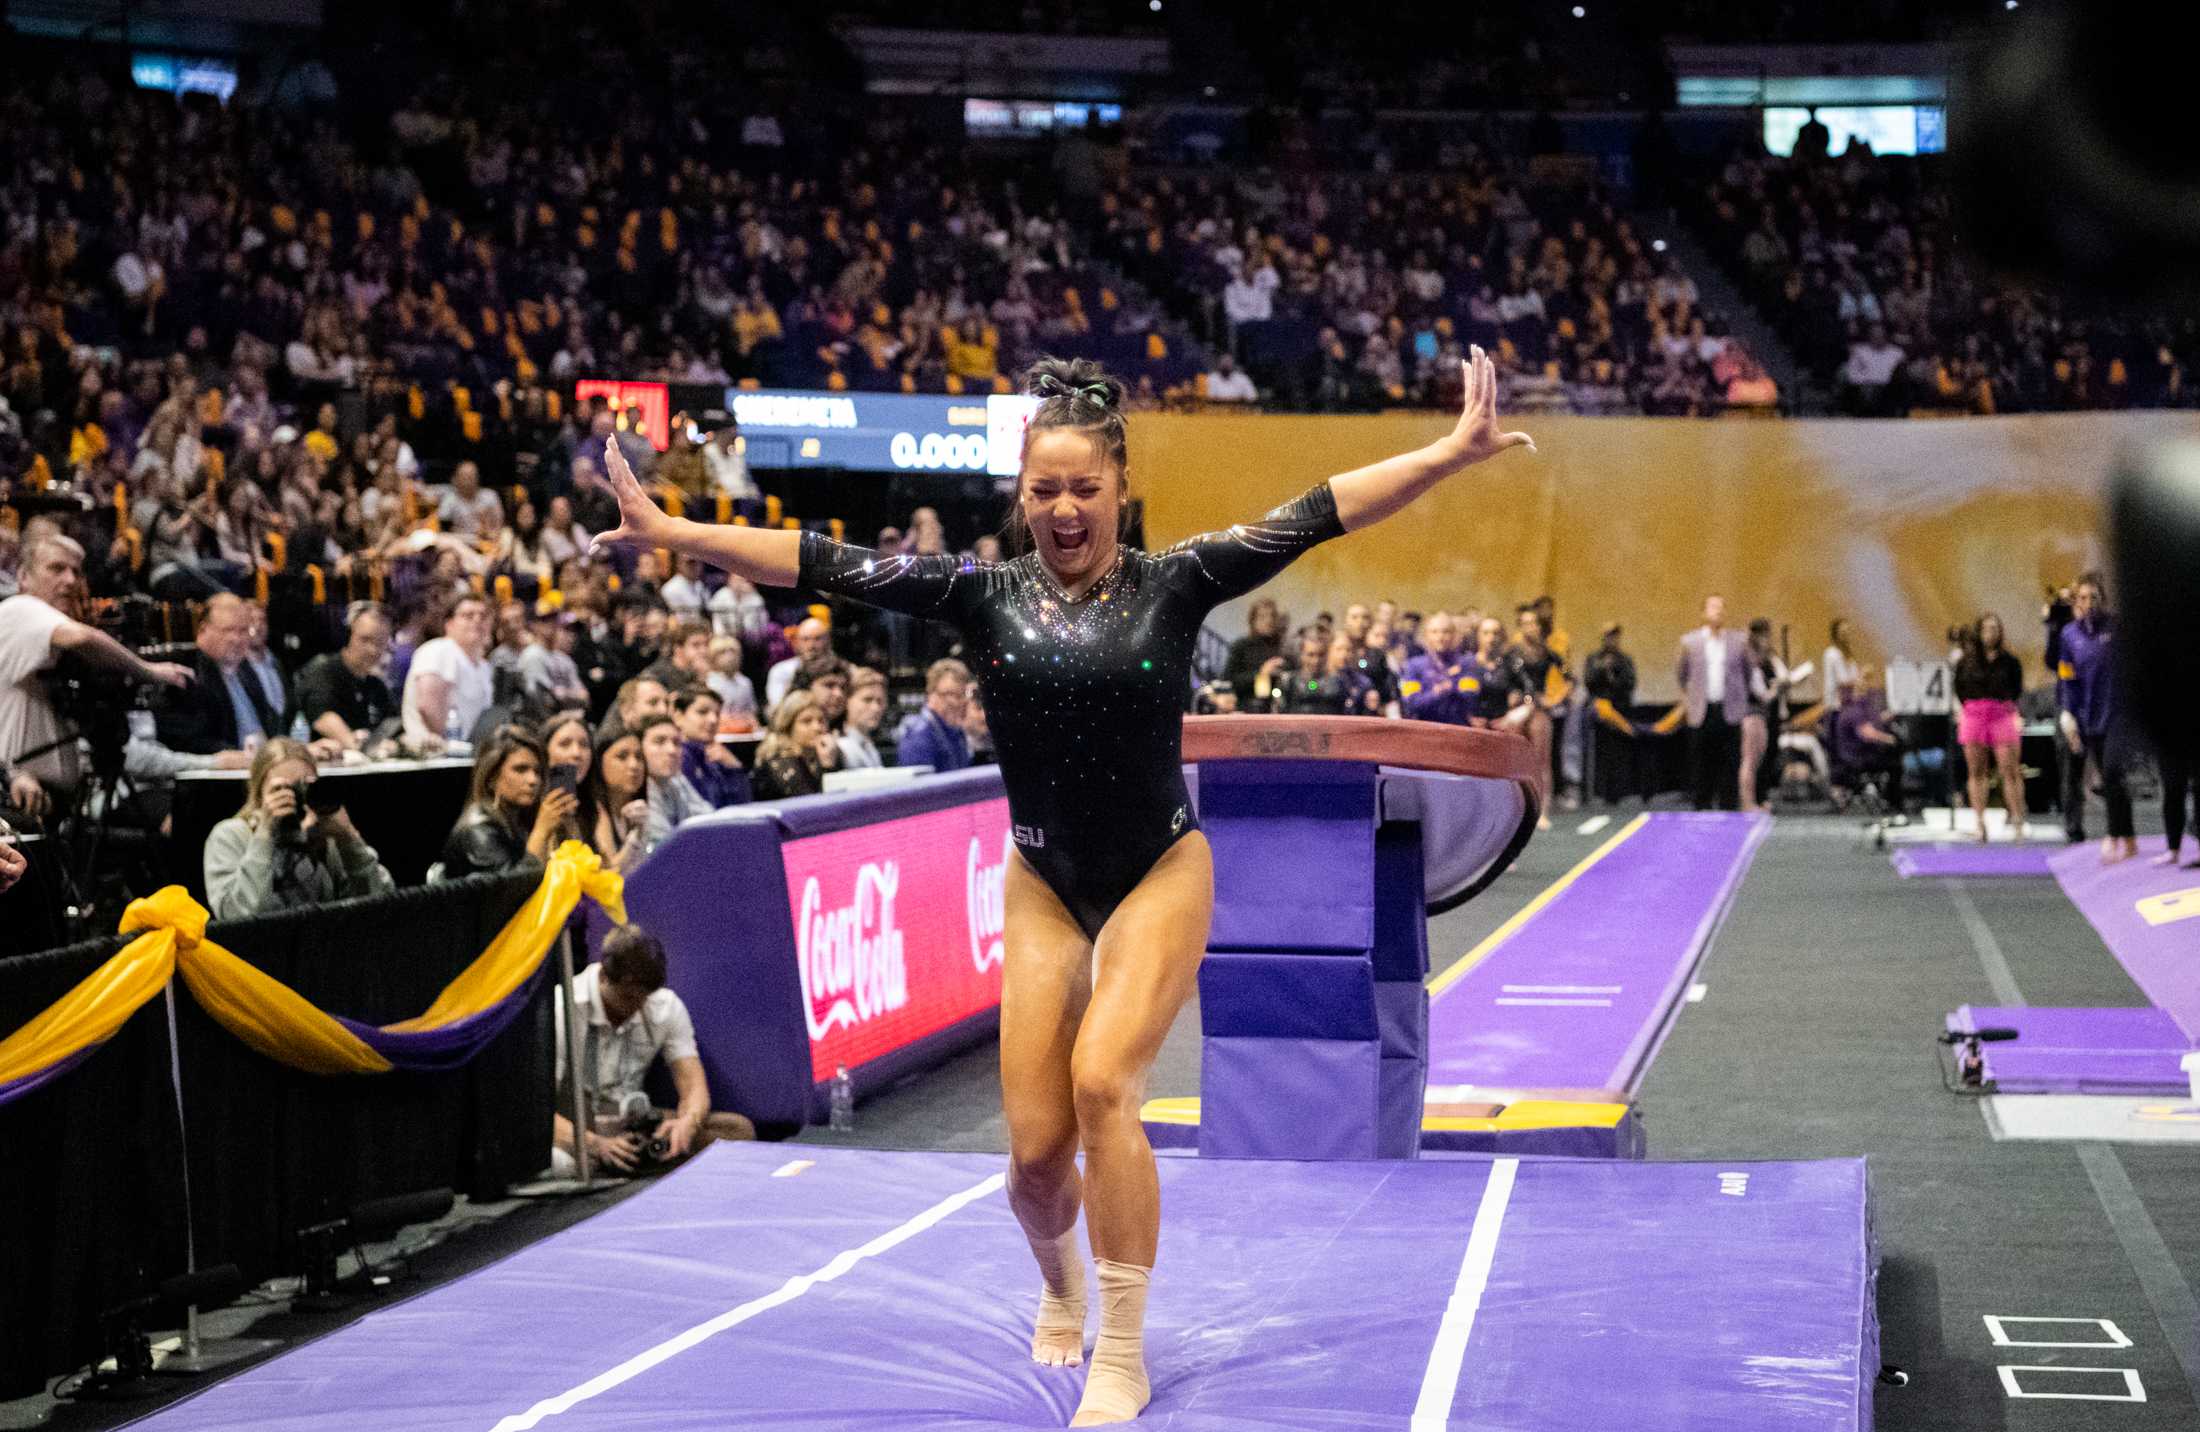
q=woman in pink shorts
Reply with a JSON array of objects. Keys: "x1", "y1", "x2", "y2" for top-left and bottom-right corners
[{"x1": 1955, "y1": 613, "x2": 2026, "y2": 840}]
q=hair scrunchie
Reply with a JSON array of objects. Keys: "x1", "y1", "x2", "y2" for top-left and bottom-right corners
[{"x1": 1033, "y1": 373, "x2": 1115, "y2": 409}]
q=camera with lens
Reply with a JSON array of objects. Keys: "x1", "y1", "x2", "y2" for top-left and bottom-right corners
[{"x1": 606, "y1": 1090, "x2": 672, "y2": 1162}]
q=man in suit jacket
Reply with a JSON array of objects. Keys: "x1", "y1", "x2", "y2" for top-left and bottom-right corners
[
  {"x1": 1675, "y1": 594, "x2": 1750, "y2": 810},
  {"x1": 157, "y1": 593, "x2": 277, "y2": 756},
  {"x1": 893, "y1": 658, "x2": 973, "y2": 773}
]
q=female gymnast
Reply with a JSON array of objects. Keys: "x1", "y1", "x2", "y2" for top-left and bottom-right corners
[{"x1": 592, "y1": 347, "x2": 1533, "y2": 1425}]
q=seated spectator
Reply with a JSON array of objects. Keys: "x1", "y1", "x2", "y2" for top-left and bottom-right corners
[
  {"x1": 540, "y1": 496, "x2": 593, "y2": 569},
  {"x1": 550, "y1": 924, "x2": 754, "y2": 1179},
  {"x1": 541, "y1": 711, "x2": 594, "y2": 788},
  {"x1": 794, "y1": 656, "x2": 851, "y2": 732},
  {"x1": 1222, "y1": 598, "x2": 1285, "y2": 706},
  {"x1": 157, "y1": 593, "x2": 278, "y2": 760},
  {"x1": 1255, "y1": 627, "x2": 1327, "y2": 710},
  {"x1": 635, "y1": 712, "x2": 712, "y2": 846},
  {"x1": 765, "y1": 617, "x2": 831, "y2": 711},
  {"x1": 1281, "y1": 633, "x2": 1380, "y2": 715},
  {"x1": 438, "y1": 727, "x2": 578, "y2": 879},
  {"x1": 1841, "y1": 322, "x2": 1906, "y2": 416},
  {"x1": 609, "y1": 674, "x2": 673, "y2": 734},
  {"x1": 893, "y1": 658, "x2": 973, "y2": 771},
  {"x1": 401, "y1": 594, "x2": 496, "y2": 746},
  {"x1": 1833, "y1": 670, "x2": 1907, "y2": 813},
  {"x1": 705, "y1": 635, "x2": 758, "y2": 726},
  {"x1": 1465, "y1": 616, "x2": 1527, "y2": 728},
  {"x1": 294, "y1": 603, "x2": 399, "y2": 755},
  {"x1": 1725, "y1": 355, "x2": 1780, "y2": 410},
  {"x1": 436, "y1": 460, "x2": 504, "y2": 540},
  {"x1": 1400, "y1": 611, "x2": 1476, "y2": 726},
  {"x1": 962, "y1": 684, "x2": 995, "y2": 765},
  {"x1": 701, "y1": 423, "x2": 760, "y2": 502},
  {"x1": 673, "y1": 685, "x2": 750, "y2": 808},
  {"x1": 581, "y1": 722, "x2": 650, "y2": 871},
  {"x1": 241, "y1": 603, "x2": 289, "y2": 725},
  {"x1": 1204, "y1": 354, "x2": 1259, "y2": 403},
  {"x1": 661, "y1": 555, "x2": 712, "y2": 624},
  {"x1": 203, "y1": 739, "x2": 395, "y2": 919},
  {"x1": 645, "y1": 619, "x2": 715, "y2": 693},
  {"x1": 518, "y1": 608, "x2": 591, "y2": 714},
  {"x1": 752, "y1": 691, "x2": 840, "y2": 800},
  {"x1": 708, "y1": 572, "x2": 769, "y2": 643},
  {"x1": 837, "y1": 667, "x2": 889, "y2": 769},
  {"x1": 492, "y1": 500, "x2": 556, "y2": 592}
]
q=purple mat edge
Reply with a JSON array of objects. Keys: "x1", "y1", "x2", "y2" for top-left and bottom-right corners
[
  {"x1": 1944, "y1": 1004, "x2": 2197, "y2": 1096},
  {"x1": 1891, "y1": 845, "x2": 2056, "y2": 879}
]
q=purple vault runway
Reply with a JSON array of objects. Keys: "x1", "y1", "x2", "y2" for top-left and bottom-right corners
[
  {"x1": 1889, "y1": 845, "x2": 2056, "y2": 880},
  {"x1": 1425, "y1": 812, "x2": 1768, "y2": 1100},
  {"x1": 123, "y1": 1143, "x2": 1877, "y2": 1432}
]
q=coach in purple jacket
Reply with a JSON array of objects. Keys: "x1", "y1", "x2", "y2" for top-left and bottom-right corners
[
  {"x1": 1676, "y1": 594, "x2": 1751, "y2": 810},
  {"x1": 2056, "y1": 573, "x2": 2134, "y2": 860},
  {"x1": 1399, "y1": 612, "x2": 1477, "y2": 726}
]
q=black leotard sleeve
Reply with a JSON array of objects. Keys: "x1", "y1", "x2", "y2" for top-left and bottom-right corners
[
  {"x1": 797, "y1": 533, "x2": 986, "y2": 623},
  {"x1": 1154, "y1": 483, "x2": 1346, "y2": 609}
]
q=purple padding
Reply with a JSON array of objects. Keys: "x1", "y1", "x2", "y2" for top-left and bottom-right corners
[
  {"x1": 2052, "y1": 838, "x2": 2200, "y2": 1041},
  {"x1": 1203, "y1": 761, "x2": 1381, "y2": 953},
  {"x1": 1201, "y1": 1036, "x2": 1381, "y2": 1160},
  {"x1": 124, "y1": 1143, "x2": 1874, "y2": 1432},
  {"x1": 1947, "y1": 1004, "x2": 2189, "y2": 1049},
  {"x1": 1981, "y1": 1046, "x2": 2193, "y2": 1095},
  {"x1": 1197, "y1": 951, "x2": 1377, "y2": 1040},
  {"x1": 1891, "y1": 845, "x2": 2055, "y2": 879},
  {"x1": 1428, "y1": 812, "x2": 1768, "y2": 1097}
]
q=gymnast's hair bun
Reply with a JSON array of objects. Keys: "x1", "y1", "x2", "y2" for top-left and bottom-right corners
[{"x1": 1024, "y1": 357, "x2": 1125, "y2": 414}]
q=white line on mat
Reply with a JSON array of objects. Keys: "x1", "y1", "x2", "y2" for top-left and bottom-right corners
[
  {"x1": 1412, "y1": 1157, "x2": 1520, "y2": 1430},
  {"x1": 488, "y1": 1172, "x2": 1005, "y2": 1431}
]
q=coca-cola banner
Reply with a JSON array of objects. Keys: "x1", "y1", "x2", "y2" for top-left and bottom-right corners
[{"x1": 784, "y1": 798, "x2": 1013, "y2": 1084}]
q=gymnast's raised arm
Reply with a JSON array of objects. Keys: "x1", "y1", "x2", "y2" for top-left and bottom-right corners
[
  {"x1": 590, "y1": 438, "x2": 801, "y2": 585},
  {"x1": 1327, "y1": 345, "x2": 1535, "y2": 532}
]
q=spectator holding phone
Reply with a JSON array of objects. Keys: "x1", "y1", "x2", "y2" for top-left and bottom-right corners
[
  {"x1": 438, "y1": 727, "x2": 577, "y2": 879},
  {"x1": 203, "y1": 739, "x2": 395, "y2": 919}
]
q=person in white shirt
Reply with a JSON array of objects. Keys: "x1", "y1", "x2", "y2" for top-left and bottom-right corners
[
  {"x1": 2, "y1": 534, "x2": 193, "y2": 819},
  {"x1": 436, "y1": 460, "x2": 505, "y2": 540},
  {"x1": 837, "y1": 667, "x2": 889, "y2": 769},
  {"x1": 1821, "y1": 617, "x2": 1860, "y2": 708},
  {"x1": 764, "y1": 616, "x2": 831, "y2": 713},
  {"x1": 660, "y1": 554, "x2": 712, "y2": 623},
  {"x1": 1203, "y1": 354, "x2": 1259, "y2": 403},
  {"x1": 540, "y1": 494, "x2": 593, "y2": 568},
  {"x1": 705, "y1": 635, "x2": 758, "y2": 722},
  {"x1": 549, "y1": 927, "x2": 752, "y2": 1177},
  {"x1": 1221, "y1": 260, "x2": 1275, "y2": 329},
  {"x1": 708, "y1": 572, "x2": 769, "y2": 642},
  {"x1": 401, "y1": 593, "x2": 496, "y2": 745},
  {"x1": 702, "y1": 424, "x2": 761, "y2": 502}
]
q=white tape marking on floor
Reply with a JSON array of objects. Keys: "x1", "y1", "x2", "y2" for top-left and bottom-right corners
[
  {"x1": 1500, "y1": 984, "x2": 1621, "y2": 995},
  {"x1": 1576, "y1": 814, "x2": 1612, "y2": 836},
  {"x1": 1685, "y1": 983, "x2": 1709, "y2": 1003},
  {"x1": 1493, "y1": 997, "x2": 1612, "y2": 1007},
  {"x1": 488, "y1": 1171, "x2": 1006, "y2": 1431},
  {"x1": 1411, "y1": 1157, "x2": 1519, "y2": 1432},
  {"x1": 770, "y1": 1160, "x2": 815, "y2": 1178}
]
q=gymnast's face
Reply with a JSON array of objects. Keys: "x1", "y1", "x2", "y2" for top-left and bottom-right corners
[{"x1": 1020, "y1": 429, "x2": 1123, "y2": 587}]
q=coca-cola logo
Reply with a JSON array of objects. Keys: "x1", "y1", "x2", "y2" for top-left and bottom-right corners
[
  {"x1": 968, "y1": 832, "x2": 1009, "y2": 974},
  {"x1": 796, "y1": 861, "x2": 909, "y2": 1040}
]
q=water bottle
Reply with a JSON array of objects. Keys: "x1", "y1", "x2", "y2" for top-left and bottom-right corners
[
  {"x1": 444, "y1": 699, "x2": 469, "y2": 754},
  {"x1": 289, "y1": 711, "x2": 310, "y2": 742},
  {"x1": 829, "y1": 1065, "x2": 855, "y2": 1131}
]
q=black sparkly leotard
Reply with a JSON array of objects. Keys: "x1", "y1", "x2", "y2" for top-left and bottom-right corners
[{"x1": 799, "y1": 484, "x2": 1346, "y2": 938}]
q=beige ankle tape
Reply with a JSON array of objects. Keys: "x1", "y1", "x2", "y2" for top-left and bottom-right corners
[
  {"x1": 1030, "y1": 1228, "x2": 1087, "y2": 1325},
  {"x1": 1071, "y1": 1260, "x2": 1152, "y2": 1425}
]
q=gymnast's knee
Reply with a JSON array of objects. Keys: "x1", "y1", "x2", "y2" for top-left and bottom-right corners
[
  {"x1": 1009, "y1": 1125, "x2": 1080, "y2": 1191},
  {"x1": 1071, "y1": 1061, "x2": 1139, "y2": 1135}
]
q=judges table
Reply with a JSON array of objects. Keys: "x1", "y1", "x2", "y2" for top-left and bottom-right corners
[
  {"x1": 620, "y1": 768, "x2": 1013, "y2": 1129},
  {"x1": 171, "y1": 757, "x2": 475, "y2": 895},
  {"x1": 1180, "y1": 715, "x2": 1541, "y2": 1160}
]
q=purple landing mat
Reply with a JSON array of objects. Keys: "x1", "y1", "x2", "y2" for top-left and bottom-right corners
[
  {"x1": 1946, "y1": 1004, "x2": 2196, "y2": 1096},
  {"x1": 1890, "y1": 844, "x2": 2056, "y2": 879},
  {"x1": 1427, "y1": 811, "x2": 1769, "y2": 1097},
  {"x1": 2053, "y1": 838, "x2": 2200, "y2": 1041},
  {"x1": 124, "y1": 1143, "x2": 1876, "y2": 1432}
]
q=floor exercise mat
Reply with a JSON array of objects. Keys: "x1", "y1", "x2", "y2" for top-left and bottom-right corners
[
  {"x1": 122, "y1": 1142, "x2": 1878, "y2": 1431},
  {"x1": 2052, "y1": 839, "x2": 2200, "y2": 1040},
  {"x1": 1426, "y1": 811, "x2": 1768, "y2": 1099},
  {"x1": 1890, "y1": 844, "x2": 2055, "y2": 878}
]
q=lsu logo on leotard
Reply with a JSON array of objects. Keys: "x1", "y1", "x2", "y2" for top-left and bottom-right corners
[
  {"x1": 968, "y1": 832, "x2": 1010, "y2": 973},
  {"x1": 1012, "y1": 823, "x2": 1046, "y2": 848},
  {"x1": 796, "y1": 862, "x2": 909, "y2": 1040}
]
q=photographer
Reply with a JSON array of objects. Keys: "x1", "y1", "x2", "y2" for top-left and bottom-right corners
[
  {"x1": 550, "y1": 925, "x2": 753, "y2": 1177},
  {"x1": 438, "y1": 727, "x2": 578, "y2": 878},
  {"x1": 202, "y1": 738, "x2": 396, "y2": 919},
  {"x1": 2, "y1": 533, "x2": 192, "y2": 822}
]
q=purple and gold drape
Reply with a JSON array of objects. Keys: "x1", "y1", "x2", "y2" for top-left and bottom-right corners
[{"x1": 0, "y1": 841, "x2": 624, "y2": 1105}]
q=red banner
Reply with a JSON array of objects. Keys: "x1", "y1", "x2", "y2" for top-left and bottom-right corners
[{"x1": 783, "y1": 799, "x2": 1012, "y2": 1083}]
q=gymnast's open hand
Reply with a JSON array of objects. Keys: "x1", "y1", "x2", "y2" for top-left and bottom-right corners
[
  {"x1": 1443, "y1": 344, "x2": 1536, "y2": 469},
  {"x1": 591, "y1": 437, "x2": 676, "y2": 556}
]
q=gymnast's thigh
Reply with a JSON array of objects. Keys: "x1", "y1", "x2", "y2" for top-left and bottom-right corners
[
  {"x1": 1000, "y1": 850, "x2": 1093, "y2": 1153},
  {"x1": 1076, "y1": 832, "x2": 1214, "y2": 1086}
]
